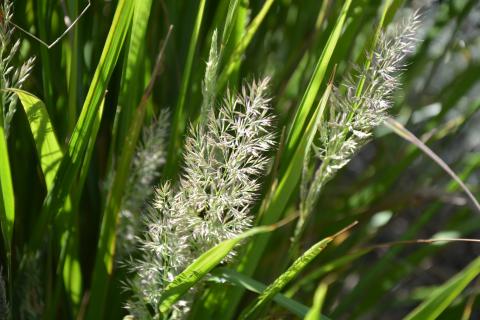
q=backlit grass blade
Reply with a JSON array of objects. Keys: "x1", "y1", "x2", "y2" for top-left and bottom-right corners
[
  {"x1": 28, "y1": 0, "x2": 135, "y2": 251},
  {"x1": 61, "y1": 94, "x2": 107, "y2": 316},
  {"x1": 212, "y1": 267, "x2": 311, "y2": 318},
  {"x1": 217, "y1": 0, "x2": 276, "y2": 90},
  {"x1": 0, "y1": 98, "x2": 14, "y2": 275},
  {"x1": 221, "y1": 0, "x2": 240, "y2": 46},
  {"x1": 113, "y1": 0, "x2": 153, "y2": 162},
  {"x1": 404, "y1": 256, "x2": 480, "y2": 320},
  {"x1": 158, "y1": 224, "x2": 283, "y2": 316},
  {"x1": 165, "y1": 0, "x2": 206, "y2": 179},
  {"x1": 238, "y1": 237, "x2": 333, "y2": 320},
  {"x1": 286, "y1": 249, "x2": 371, "y2": 297},
  {"x1": 13, "y1": 89, "x2": 83, "y2": 313},
  {"x1": 385, "y1": 118, "x2": 480, "y2": 213},
  {"x1": 86, "y1": 22, "x2": 171, "y2": 319},
  {"x1": 305, "y1": 283, "x2": 329, "y2": 320},
  {"x1": 12, "y1": 89, "x2": 63, "y2": 188},
  {"x1": 283, "y1": 0, "x2": 352, "y2": 163}
]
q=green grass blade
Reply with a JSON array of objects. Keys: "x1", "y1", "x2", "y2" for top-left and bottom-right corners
[
  {"x1": 404, "y1": 256, "x2": 480, "y2": 320},
  {"x1": 86, "y1": 18, "x2": 171, "y2": 319},
  {"x1": 13, "y1": 89, "x2": 83, "y2": 314},
  {"x1": 212, "y1": 267, "x2": 311, "y2": 318},
  {"x1": 28, "y1": 0, "x2": 135, "y2": 251},
  {"x1": 217, "y1": 0, "x2": 276, "y2": 90},
  {"x1": 238, "y1": 237, "x2": 333, "y2": 320},
  {"x1": 283, "y1": 0, "x2": 352, "y2": 163},
  {"x1": 158, "y1": 223, "x2": 284, "y2": 316},
  {"x1": 12, "y1": 89, "x2": 63, "y2": 189},
  {"x1": 221, "y1": 0, "x2": 240, "y2": 46},
  {"x1": 63, "y1": 95, "x2": 107, "y2": 316},
  {"x1": 305, "y1": 283, "x2": 329, "y2": 320},
  {"x1": 114, "y1": 0, "x2": 153, "y2": 160},
  {"x1": 0, "y1": 98, "x2": 14, "y2": 275},
  {"x1": 165, "y1": 0, "x2": 206, "y2": 179},
  {"x1": 286, "y1": 249, "x2": 372, "y2": 298}
]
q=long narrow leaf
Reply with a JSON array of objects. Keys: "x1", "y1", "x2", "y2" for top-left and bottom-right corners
[
  {"x1": 0, "y1": 98, "x2": 14, "y2": 275},
  {"x1": 238, "y1": 238, "x2": 333, "y2": 320},
  {"x1": 404, "y1": 256, "x2": 480, "y2": 320},
  {"x1": 86, "y1": 22, "x2": 171, "y2": 319},
  {"x1": 305, "y1": 283, "x2": 329, "y2": 320},
  {"x1": 12, "y1": 89, "x2": 83, "y2": 313},
  {"x1": 165, "y1": 0, "x2": 206, "y2": 178},
  {"x1": 28, "y1": 0, "x2": 135, "y2": 251},
  {"x1": 158, "y1": 223, "x2": 285, "y2": 316},
  {"x1": 212, "y1": 267, "x2": 311, "y2": 318},
  {"x1": 217, "y1": 0, "x2": 276, "y2": 90},
  {"x1": 283, "y1": 0, "x2": 352, "y2": 162},
  {"x1": 12, "y1": 89, "x2": 63, "y2": 188}
]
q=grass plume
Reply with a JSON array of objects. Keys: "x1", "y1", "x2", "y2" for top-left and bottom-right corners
[{"x1": 126, "y1": 78, "x2": 275, "y2": 319}]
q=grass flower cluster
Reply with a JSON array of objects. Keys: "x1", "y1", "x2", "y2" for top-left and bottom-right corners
[
  {"x1": 0, "y1": 0, "x2": 34, "y2": 137},
  {"x1": 126, "y1": 78, "x2": 275, "y2": 319},
  {"x1": 116, "y1": 110, "x2": 170, "y2": 258},
  {"x1": 294, "y1": 12, "x2": 422, "y2": 248}
]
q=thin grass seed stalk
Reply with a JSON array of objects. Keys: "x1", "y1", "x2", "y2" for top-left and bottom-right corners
[{"x1": 293, "y1": 12, "x2": 422, "y2": 249}]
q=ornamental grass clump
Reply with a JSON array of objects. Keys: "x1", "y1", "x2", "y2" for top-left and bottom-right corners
[{"x1": 127, "y1": 78, "x2": 275, "y2": 319}]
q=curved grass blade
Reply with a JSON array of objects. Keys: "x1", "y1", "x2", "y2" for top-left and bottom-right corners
[
  {"x1": 158, "y1": 219, "x2": 293, "y2": 316},
  {"x1": 165, "y1": 0, "x2": 206, "y2": 179},
  {"x1": 239, "y1": 222, "x2": 356, "y2": 320},
  {"x1": 305, "y1": 283, "x2": 329, "y2": 320},
  {"x1": 12, "y1": 89, "x2": 83, "y2": 313},
  {"x1": 12, "y1": 89, "x2": 63, "y2": 188},
  {"x1": 217, "y1": 0, "x2": 276, "y2": 90},
  {"x1": 28, "y1": 0, "x2": 135, "y2": 252},
  {"x1": 404, "y1": 256, "x2": 480, "y2": 320},
  {"x1": 211, "y1": 267, "x2": 311, "y2": 318},
  {"x1": 385, "y1": 117, "x2": 480, "y2": 213},
  {"x1": 86, "y1": 24, "x2": 172, "y2": 319},
  {"x1": 238, "y1": 238, "x2": 332, "y2": 320},
  {"x1": 283, "y1": 0, "x2": 352, "y2": 163},
  {"x1": 0, "y1": 98, "x2": 14, "y2": 280}
]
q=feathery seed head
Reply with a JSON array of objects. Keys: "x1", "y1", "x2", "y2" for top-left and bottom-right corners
[
  {"x1": 0, "y1": 0, "x2": 35, "y2": 137},
  {"x1": 127, "y1": 78, "x2": 275, "y2": 319},
  {"x1": 297, "y1": 11, "x2": 421, "y2": 240}
]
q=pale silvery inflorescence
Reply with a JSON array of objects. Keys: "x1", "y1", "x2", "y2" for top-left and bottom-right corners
[
  {"x1": 0, "y1": 0, "x2": 35, "y2": 137},
  {"x1": 127, "y1": 78, "x2": 275, "y2": 319},
  {"x1": 116, "y1": 110, "x2": 170, "y2": 259},
  {"x1": 295, "y1": 12, "x2": 421, "y2": 244}
]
